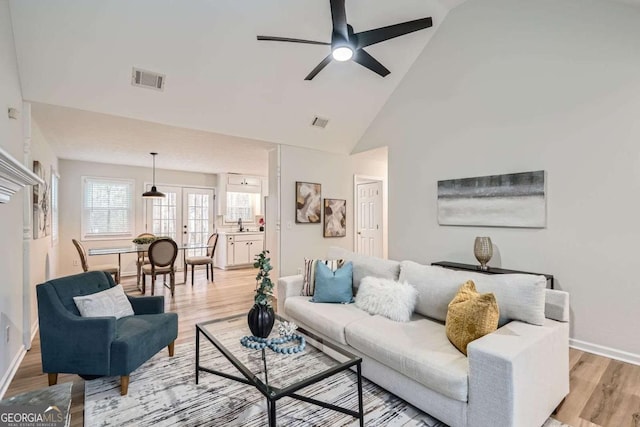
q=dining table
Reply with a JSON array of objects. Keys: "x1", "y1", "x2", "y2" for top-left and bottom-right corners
[{"x1": 88, "y1": 242, "x2": 214, "y2": 286}]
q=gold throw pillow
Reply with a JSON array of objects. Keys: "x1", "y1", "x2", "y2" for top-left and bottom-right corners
[{"x1": 445, "y1": 280, "x2": 499, "y2": 356}]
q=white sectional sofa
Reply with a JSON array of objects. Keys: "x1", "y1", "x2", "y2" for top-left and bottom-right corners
[{"x1": 277, "y1": 247, "x2": 570, "y2": 427}]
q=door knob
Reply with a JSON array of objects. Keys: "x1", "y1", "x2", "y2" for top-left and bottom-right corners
[{"x1": 358, "y1": 231, "x2": 362, "y2": 235}]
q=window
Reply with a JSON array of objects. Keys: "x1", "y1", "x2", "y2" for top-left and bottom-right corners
[
  {"x1": 82, "y1": 177, "x2": 134, "y2": 239},
  {"x1": 225, "y1": 192, "x2": 258, "y2": 223}
]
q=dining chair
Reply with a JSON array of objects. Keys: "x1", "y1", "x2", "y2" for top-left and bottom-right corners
[
  {"x1": 72, "y1": 239, "x2": 120, "y2": 284},
  {"x1": 142, "y1": 238, "x2": 178, "y2": 297},
  {"x1": 185, "y1": 233, "x2": 219, "y2": 285},
  {"x1": 135, "y1": 233, "x2": 156, "y2": 288}
]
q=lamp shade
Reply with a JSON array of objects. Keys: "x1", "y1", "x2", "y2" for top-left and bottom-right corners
[
  {"x1": 143, "y1": 152, "x2": 165, "y2": 198},
  {"x1": 142, "y1": 185, "x2": 165, "y2": 198}
]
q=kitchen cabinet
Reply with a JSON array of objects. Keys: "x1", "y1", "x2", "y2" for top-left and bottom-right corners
[
  {"x1": 217, "y1": 173, "x2": 265, "y2": 216},
  {"x1": 215, "y1": 232, "x2": 264, "y2": 269}
]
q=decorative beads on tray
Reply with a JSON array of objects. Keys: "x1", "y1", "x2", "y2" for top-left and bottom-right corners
[{"x1": 240, "y1": 334, "x2": 306, "y2": 354}]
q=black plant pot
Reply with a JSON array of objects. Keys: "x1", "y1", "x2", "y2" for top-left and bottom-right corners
[{"x1": 247, "y1": 304, "x2": 275, "y2": 338}]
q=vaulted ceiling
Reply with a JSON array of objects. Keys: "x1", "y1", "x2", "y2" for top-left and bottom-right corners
[{"x1": 9, "y1": 0, "x2": 465, "y2": 172}]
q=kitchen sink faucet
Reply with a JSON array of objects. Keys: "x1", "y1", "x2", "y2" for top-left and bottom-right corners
[{"x1": 238, "y1": 218, "x2": 244, "y2": 232}]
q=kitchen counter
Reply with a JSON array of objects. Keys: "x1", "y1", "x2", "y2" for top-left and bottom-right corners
[{"x1": 217, "y1": 230, "x2": 264, "y2": 235}]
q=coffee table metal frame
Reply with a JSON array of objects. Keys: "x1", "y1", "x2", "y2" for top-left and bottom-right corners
[{"x1": 196, "y1": 314, "x2": 364, "y2": 427}]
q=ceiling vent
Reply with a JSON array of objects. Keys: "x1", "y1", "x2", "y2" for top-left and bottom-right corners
[
  {"x1": 132, "y1": 67, "x2": 165, "y2": 91},
  {"x1": 311, "y1": 116, "x2": 329, "y2": 129}
]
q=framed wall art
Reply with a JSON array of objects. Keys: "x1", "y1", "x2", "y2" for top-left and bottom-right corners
[
  {"x1": 296, "y1": 182, "x2": 321, "y2": 223},
  {"x1": 437, "y1": 170, "x2": 546, "y2": 228},
  {"x1": 323, "y1": 198, "x2": 346, "y2": 237},
  {"x1": 32, "y1": 160, "x2": 50, "y2": 239}
]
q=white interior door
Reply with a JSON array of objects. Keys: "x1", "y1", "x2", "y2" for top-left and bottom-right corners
[
  {"x1": 356, "y1": 181, "x2": 383, "y2": 257},
  {"x1": 183, "y1": 187, "x2": 214, "y2": 257}
]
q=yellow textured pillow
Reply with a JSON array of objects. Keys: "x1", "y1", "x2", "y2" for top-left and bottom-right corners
[{"x1": 445, "y1": 280, "x2": 499, "y2": 356}]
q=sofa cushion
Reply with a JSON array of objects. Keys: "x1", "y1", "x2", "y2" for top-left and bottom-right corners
[
  {"x1": 311, "y1": 262, "x2": 354, "y2": 303},
  {"x1": 399, "y1": 261, "x2": 546, "y2": 326},
  {"x1": 73, "y1": 285, "x2": 134, "y2": 319},
  {"x1": 345, "y1": 314, "x2": 469, "y2": 402},
  {"x1": 284, "y1": 296, "x2": 370, "y2": 345},
  {"x1": 445, "y1": 281, "x2": 499, "y2": 355},
  {"x1": 302, "y1": 258, "x2": 345, "y2": 296},
  {"x1": 355, "y1": 276, "x2": 418, "y2": 322},
  {"x1": 48, "y1": 271, "x2": 115, "y2": 316},
  {"x1": 110, "y1": 313, "x2": 178, "y2": 374},
  {"x1": 327, "y1": 246, "x2": 400, "y2": 292}
]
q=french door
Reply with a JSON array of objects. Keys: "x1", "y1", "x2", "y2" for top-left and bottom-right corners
[{"x1": 145, "y1": 185, "x2": 215, "y2": 258}]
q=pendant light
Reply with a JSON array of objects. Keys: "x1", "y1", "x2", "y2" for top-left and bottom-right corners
[{"x1": 142, "y1": 152, "x2": 165, "y2": 198}]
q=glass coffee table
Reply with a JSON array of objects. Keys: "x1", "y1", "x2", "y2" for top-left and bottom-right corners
[{"x1": 196, "y1": 313, "x2": 364, "y2": 426}]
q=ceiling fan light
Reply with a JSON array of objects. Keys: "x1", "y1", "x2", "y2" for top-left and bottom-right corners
[{"x1": 332, "y1": 46, "x2": 353, "y2": 62}]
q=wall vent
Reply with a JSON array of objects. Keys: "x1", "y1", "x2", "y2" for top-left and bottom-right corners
[
  {"x1": 311, "y1": 116, "x2": 329, "y2": 129},
  {"x1": 132, "y1": 67, "x2": 165, "y2": 91}
]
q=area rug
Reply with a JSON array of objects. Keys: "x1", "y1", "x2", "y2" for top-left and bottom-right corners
[{"x1": 85, "y1": 338, "x2": 570, "y2": 427}]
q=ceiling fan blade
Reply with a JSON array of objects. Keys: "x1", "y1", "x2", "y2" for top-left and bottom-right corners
[
  {"x1": 330, "y1": 0, "x2": 349, "y2": 43},
  {"x1": 304, "y1": 54, "x2": 333, "y2": 80},
  {"x1": 355, "y1": 17, "x2": 433, "y2": 49},
  {"x1": 353, "y1": 49, "x2": 390, "y2": 77},
  {"x1": 257, "y1": 36, "x2": 330, "y2": 46}
]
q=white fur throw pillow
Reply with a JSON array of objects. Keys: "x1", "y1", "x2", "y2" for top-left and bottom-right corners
[{"x1": 355, "y1": 276, "x2": 418, "y2": 322}]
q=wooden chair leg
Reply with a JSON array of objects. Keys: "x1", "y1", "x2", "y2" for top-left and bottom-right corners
[
  {"x1": 142, "y1": 272, "x2": 146, "y2": 294},
  {"x1": 48, "y1": 373, "x2": 58, "y2": 386},
  {"x1": 210, "y1": 264, "x2": 214, "y2": 282},
  {"x1": 168, "y1": 341, "x2": 175, "y2": 357},
  {"x1": 120, "y1": 375, "x2": 130, "y2": 396},
  {"x1": 170, "y1": 272, "x2": 175, "y2": 297},
  {"x1": 206, "y1": 264, "x2": 209, "y2": 281},
  {"x1": 191, "y1": 264, "x2": 195, "y2": 286},
  {"x1": 151, "y1": 275, "x2": 155, "y2": 296},
  {"x1": 136, "y1": 262, "x2": 141, "y2": 288}
]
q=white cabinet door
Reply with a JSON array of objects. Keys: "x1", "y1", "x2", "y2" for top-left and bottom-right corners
[
  {"x1": 248, "y1": 239, "x2": 263, "y2": 263},
  {"x1": 233, "y1": 241, "x2": 250, "y2": 265},
  {"x1": 226, "y1": 240, "x2": 235, "y2": 266}
]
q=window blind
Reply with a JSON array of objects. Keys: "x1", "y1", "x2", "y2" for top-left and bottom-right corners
[
  {"x1": 226, "y1": 192, "x2": 255, "y2": 222},
  {"x1": 82, "y1": 177, "x2": 134, "y2": 238}
]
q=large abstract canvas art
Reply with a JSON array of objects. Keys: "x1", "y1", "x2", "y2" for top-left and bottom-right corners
[
  {"x1": 296, "y1": 182, "x2": 321, "y2": 223},
  {"x1": 323, "y1": 198, "x2": 346, "y2": 237},
  {"x1": 437, "y1": 170, "x2": 546, "y2": 228}
]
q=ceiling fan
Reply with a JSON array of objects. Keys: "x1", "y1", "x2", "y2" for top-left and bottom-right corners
[{"x1": 257, "y1": 0, "x2": 433, "y2": 80}]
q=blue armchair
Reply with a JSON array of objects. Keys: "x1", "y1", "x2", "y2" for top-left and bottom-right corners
[{"x1": 36, "y1": 271, "x2": 178, "y2": 395}]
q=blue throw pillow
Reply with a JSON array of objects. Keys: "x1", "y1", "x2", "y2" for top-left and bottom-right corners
[{"x1": 311, "y1": 261, "x2": 354, "y2": 303}]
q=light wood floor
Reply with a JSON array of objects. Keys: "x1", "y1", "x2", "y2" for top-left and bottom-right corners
[{"x1": 4, "y1": 268, "x2": 640, "y2": 426}]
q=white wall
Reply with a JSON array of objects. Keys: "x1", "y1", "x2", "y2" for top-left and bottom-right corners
[
  {"x1": 28, "y1": 119, "x2": 59, "y2": 334},
  {"x1": 277, "y1": 145, "x2": 387, "y2": 277},
  {"x1": 58, "y1": 159, "x2": 217, "y2": 277},
  {"x1": 0, "y1": 0, "x2": 29, "y2": 394},
  {"x1": 355, "y1": 0, "x2": 640, "y2": 360}
]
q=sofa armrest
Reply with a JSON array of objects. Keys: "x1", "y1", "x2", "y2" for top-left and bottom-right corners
[
  {"x1": 128, "y1": 295, "x2": 165, "y2": 314},
  {"x1": 37, "y1": 284, "x2": 116, "y2": 375},
  {"x1": 545, "y1": 289, "x2": 569, "y2": 322},
  {"x1": 277, "y1": 275, "x2": 304, "y2": 316},
  {"x1": 467, "y1": 319, "x2": 569, "y2": 427}
]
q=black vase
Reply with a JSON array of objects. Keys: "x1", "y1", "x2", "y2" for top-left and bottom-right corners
[{"x1": 247, "y1": 304, "x2": 275, "y2": 338}]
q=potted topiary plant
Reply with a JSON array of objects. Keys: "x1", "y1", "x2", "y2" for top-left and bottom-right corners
[{"x1": 247, "y1": 250, "x2": 275, "y2": 338}]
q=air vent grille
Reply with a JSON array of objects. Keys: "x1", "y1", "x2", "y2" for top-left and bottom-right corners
[
  {"x1": 311, "y1": 116, "x2": 329, "y2": 128},
  {"x1": 132, "y1": 67, "x2": 165, "y2": 91}
]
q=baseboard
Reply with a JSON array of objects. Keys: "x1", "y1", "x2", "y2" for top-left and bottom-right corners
[
  {"x1": 0, "y1": 344, "x2": 27, "y2": 399},
  {"x1": 570, "y1": 338, "x2": 640, "y2": 366}
]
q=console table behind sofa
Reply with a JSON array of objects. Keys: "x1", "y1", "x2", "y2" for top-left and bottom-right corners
[{"x1": 431, "y1": 261, "x2": 554, "y2": 289}]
